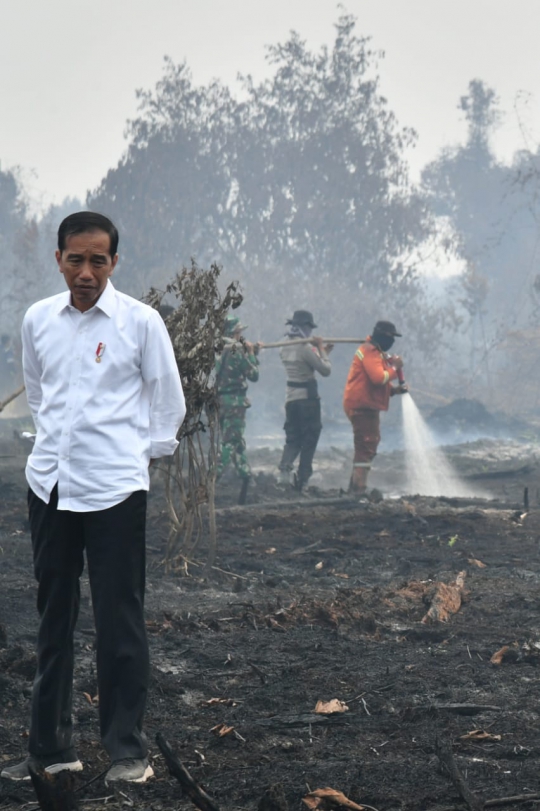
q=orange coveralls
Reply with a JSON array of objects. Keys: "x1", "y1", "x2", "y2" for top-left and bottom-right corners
[{"x1": 343, "y1": 339, "x2": 398, "y2": 471}]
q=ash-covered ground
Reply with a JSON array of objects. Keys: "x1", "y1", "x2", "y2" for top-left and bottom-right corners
[{"x1": 1, "y1": 411, "x2": 540, "y2": 810}]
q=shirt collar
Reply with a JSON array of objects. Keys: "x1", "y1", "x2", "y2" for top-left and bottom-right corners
[
  {"x1": 56, "y1": 280, "x2": 117, "y2": 318},
  {"x1": 93, "y1": 280, "x2": 116, "y2": 318}
]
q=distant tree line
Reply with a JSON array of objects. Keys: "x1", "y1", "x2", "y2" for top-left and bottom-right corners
[
  {"x1": 2, "y1": 12, "x2": 540, "y2": 416},
  {"x1": 90, "y1": 14, "x2": 436, "y2": 341}
]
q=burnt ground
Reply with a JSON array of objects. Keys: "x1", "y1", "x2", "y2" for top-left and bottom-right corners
[{"x1": 2, "y1": 428, "x2": 540, "y2": 810}]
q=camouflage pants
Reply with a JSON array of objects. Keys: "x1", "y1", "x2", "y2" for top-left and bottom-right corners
[{"x1": 217, "y1": 406, "x2": 251, "y2": 480}]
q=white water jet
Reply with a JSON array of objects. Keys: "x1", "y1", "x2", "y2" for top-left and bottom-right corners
[{"x1": 401, "y1": 394, "x2": 474, "y2": 497}]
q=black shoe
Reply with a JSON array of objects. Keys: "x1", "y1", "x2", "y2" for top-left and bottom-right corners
[
  {"x1": 238, "y1": 476, "x2": 250, "y2": 505},
  {"x1": 1, "y1": 752, "x2": 83, "y2": 782},
  {"x1": 105, "y1": 758, "x2": 154, "y2": 784}
]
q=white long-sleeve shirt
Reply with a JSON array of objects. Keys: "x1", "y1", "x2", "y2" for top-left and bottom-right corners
[{"x1": 22, "y1": 281, "x2": 186, "y2": 512}]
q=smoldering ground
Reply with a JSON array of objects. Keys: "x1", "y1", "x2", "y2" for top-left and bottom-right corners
[{"x1": 2, "y1": 414, "x2": 540, "y2": 810}]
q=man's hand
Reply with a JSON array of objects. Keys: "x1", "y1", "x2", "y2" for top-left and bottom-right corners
[
  {"x1": 245, "y1": 340, "x2": 261, "y2": 355},
  {"x1": 324, "y1": 343, "x2": 334, "y2": 354},
  {"x1": 311, "y1": 336, "x2": 325, "y2": 352},
  {"x1": 391, "y1": 384, "x2": 408, "y2": 396}
]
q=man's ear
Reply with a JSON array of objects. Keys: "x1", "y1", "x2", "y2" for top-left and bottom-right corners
[
  {"x1": 109, "y1": 254, "x2": 119, "y2": 275},
  {"x1": 55, "y1": 250, "x2": 63, "y2": 273}
]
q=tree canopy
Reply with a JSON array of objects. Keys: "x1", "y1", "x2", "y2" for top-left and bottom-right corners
[{"x1": 91, "y1": 12, "x2": 434, "y2": 351}]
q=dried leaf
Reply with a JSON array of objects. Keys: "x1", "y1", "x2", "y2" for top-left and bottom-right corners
[
  {"x1": 490, "y1": 643, "x2": 520, "y2": 665},
  {"x1": 460, "y1": 729, "x2": 502, "y2": 741},
  {"x1": 315, "y1": 561, "x2": 324, "y2": 570},
  {"x1": 265, "y1": 547, "x2": 277, "y2": 554},
  {"x1": 302, "y1": 788, "x2": 365, "y2": 811},
  {"x1": 199, "y1": 698, "x2": 237, "y2": 708},
  {"x1": 314, "y1": 699, "x2": 349, "y2": 714},
  {"x1": 467, "y1": 558, "x2": 487, "y2": 568},
  {"x1": 422, "y1": 571, "x2": 466, "y2": 624},
  {"x1": 210, "y1": 723, "x2": 235, "y2": 737}
]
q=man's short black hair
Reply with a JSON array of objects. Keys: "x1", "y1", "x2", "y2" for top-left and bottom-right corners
[{"x1": 57, "y1": 212, "x2": 119, "y2": 257}]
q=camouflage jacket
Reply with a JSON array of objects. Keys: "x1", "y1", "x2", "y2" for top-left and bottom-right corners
[{"x1": 216, "y1": 346, "x2": 259, "y2": 408}]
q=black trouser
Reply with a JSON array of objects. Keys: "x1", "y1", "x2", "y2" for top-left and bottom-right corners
[
  {"x1": 279, "y1": 398, "x2": 322, "y2": 485},
  {"x1": 28, "y1": 486, "x2": 149, "y2": 762}
]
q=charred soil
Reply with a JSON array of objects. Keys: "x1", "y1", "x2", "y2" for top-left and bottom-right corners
[{"x1": 2, "y1": 439, "x2": 540, "y2": 810}]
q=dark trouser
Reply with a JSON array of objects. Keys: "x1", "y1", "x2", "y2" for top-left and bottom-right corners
[
  {"x1": 28, "y1": 486, "x2": 149, "y2": 762},
  {"x1": 279, "y1": 398, "x2": 322, "y2": 485}
]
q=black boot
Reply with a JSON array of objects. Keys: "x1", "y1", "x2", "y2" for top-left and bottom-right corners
[{"x1": 238, "y1": 477, "x2": 250, "y2": 505}]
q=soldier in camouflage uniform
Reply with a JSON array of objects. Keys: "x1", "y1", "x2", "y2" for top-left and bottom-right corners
[{"x1": 216, "y1": 316, "x2": 260, "y2": 481}]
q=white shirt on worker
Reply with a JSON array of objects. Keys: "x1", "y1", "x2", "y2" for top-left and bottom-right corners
[{"x1": 22, "y1": 280, "x2": 186, "y2": 512}]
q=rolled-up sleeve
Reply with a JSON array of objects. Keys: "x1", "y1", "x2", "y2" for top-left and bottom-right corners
[
  {"x1": 301, "y1": 344, "x2": 331, "y2": 377},
  {"x1": 141, "y1": 311, "x2": 186, "y2": 458}
]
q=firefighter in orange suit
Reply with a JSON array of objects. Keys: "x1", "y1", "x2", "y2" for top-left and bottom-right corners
[{"x1": 343, "y1": 321, "x2": 407, "y2": 496}]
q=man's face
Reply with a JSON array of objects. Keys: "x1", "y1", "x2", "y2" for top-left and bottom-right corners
[{"x1": 56, "y1": 230, "x2": 118, "y2": 312}]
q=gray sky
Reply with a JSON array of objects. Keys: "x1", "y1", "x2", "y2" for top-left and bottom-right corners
[{"x1": 2, "y1": 0, "x2": 540, "y2": 210}]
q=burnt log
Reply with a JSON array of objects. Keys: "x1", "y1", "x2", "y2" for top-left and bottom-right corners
[{"x1": 28, "y1": 764, "x2": 78, "y2": 811}]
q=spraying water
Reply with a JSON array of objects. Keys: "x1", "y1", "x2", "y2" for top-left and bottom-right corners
[{"x1": 401, "y1": 394, "x2": 474, "y2": 497}]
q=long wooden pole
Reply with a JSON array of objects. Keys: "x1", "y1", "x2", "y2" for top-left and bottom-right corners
[
  {"x1": 0, "y1": 384, "x2": 25, "y2": 413},
  {"x1": 260, "y1": 337, "x2": 363, "y2": 349}
]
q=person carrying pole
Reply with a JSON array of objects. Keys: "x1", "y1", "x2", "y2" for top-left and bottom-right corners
[
  {"x1": 278, "y1": 310, "x2": 332, "y2": 490},
  {"x1": 215, "y1": 316, "x2": 260, "y2": 498},
  {"x1": 343, "y1": 320, "x2": 407, "y2": 498}
]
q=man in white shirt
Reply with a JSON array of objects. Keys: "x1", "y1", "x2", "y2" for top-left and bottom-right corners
[{"x1": 1, "y1": 212, "x2": 185, "y2": 785}]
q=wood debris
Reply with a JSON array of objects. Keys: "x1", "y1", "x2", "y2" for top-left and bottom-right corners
[
  {"x1": 302, "y1": 788, "x2": 366, "y2": 811},
  {"x1": 314, "y1": 699, "x2": 349, "y2": 714},
  {"x1": 435, "y1": 737, "x2": 484, "y2": 811},
  {"x1": 199, "y1": 698, "x2": 238, "y2": 708},
  {"x1": 422, "y1": 571, "x2": 467, "y2": 624},
  {"x1": 460, "y1": 729, "x2": 502, "y2": 742},
  {"x1": 490, "y1": 643, "x2": 520, "y2": 665},
  {"x1": 210, "y1": 723, "x2": 235, "y2": 737},
  {"x1": 156, "y1": 733, "x2": 221, "y2": 811},
  {"x1": 28, "y1": 764, "x2": 78, "y2": 811}
]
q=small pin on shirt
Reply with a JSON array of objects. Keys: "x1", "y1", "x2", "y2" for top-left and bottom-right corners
[{"x1": 95, "y1": 342, "x2": 106, "y2": 363}]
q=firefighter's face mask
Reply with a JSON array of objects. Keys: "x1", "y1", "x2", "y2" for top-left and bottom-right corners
[{"x1": 374, "y1": 332, "x2": 395, "y2": 352}]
